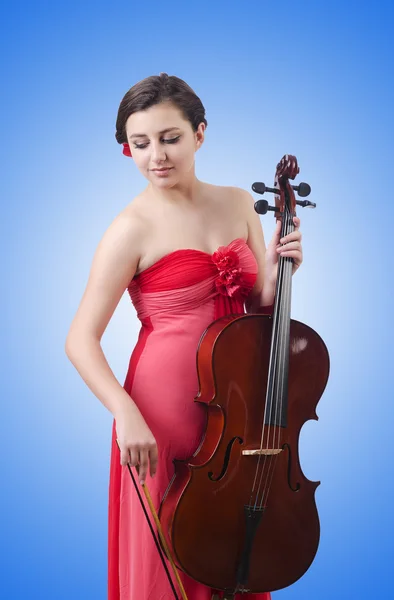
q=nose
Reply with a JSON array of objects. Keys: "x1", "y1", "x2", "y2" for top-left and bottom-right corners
[{"x1": 151, "y1": 140, "x2": 167, "y2": 162}]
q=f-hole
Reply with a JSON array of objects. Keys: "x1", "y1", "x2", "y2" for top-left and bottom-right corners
[
  {"x1": 208, "y1": 436, "x2": 243, "y2": 481},
  {"x1": 282, "y1": 442, "x2": 301, "y2": 491}
]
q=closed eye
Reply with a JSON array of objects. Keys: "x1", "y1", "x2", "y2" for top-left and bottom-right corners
[{"x1": 133, "y1": 135, "x2": 181, "y2": 150}]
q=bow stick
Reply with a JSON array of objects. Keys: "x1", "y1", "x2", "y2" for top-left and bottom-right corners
[{"x1": 115, "y1": 438, "x2": 189, "y2": 600}]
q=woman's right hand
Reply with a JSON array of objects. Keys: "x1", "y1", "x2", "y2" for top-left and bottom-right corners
[{"x1": 115, "y1": 402, "x2": 158, "y2": 485}]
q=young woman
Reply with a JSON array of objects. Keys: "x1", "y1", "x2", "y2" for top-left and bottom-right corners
[{"x1": 65, "y1": 73, "x2": 303, "y2": 600}]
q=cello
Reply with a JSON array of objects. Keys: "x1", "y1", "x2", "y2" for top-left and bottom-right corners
[
  {"x1": 158, "y1": 154, "x2": 330, "y2": 597},
  {"x1": 122, "y1": 155, "x2": 330, "y2": 599}
]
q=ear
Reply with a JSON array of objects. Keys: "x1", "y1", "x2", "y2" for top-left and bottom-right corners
[
  {"x1": 195, "y1": 122, "x2": 206, "y2": 150},
  {"x1": 122, "y1": 143, "x2": 132, "y2": 157}
]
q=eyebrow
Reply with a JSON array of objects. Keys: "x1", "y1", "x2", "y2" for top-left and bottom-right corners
[{"x1": 129, "y1": 127, "x2": 181, "y2": 140}]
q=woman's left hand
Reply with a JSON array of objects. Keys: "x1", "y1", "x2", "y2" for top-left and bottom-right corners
[{"x1": 264, "y1": 216, "x2": 303, "y2": 284}]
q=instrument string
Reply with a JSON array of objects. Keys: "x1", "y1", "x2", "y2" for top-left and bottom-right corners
[
  {"x1": 276, "y1": 207, "x2": 293, "y2": 448},
  {"x1": 266, "y1": 209, "x2": 290, "y2": 500},
  {"x1": 254, "y1": 205, "x2": 295, "y2": 510},
  {"x1": 251, "y1": 213, "x2": 286, "y2": 508},
  {"x1": 258, "y1": 209, "x2": 289, "y2": 508},
  {"x1": 249, "y1": 245, "x2": 282, "y2": 507},
  {"x1": 263, "y1": 209, "x2": 294, "y2": 509}
]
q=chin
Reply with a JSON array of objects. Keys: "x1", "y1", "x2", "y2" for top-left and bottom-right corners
[
  {"x1": 148, "y1": 173, "x2": 180, "y2": 187},
  {"x1": 150, "y1": 178, "x2": 176, "y2": 187}
]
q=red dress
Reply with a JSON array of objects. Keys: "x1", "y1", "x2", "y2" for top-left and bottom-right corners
[{"x1": 108, "y1": 237, "x2": 272, "y2": 600}]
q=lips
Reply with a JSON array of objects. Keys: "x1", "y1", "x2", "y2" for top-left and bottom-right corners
[{"x1": 152, "y1": 168, "x2": 173, "y2": 171}]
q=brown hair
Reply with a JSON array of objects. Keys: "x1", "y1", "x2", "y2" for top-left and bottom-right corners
[{"x1": 115, "y1": 73, "x2": 208, "y2": 145}]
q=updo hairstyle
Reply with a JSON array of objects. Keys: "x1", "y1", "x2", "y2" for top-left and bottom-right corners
[{"x1": 115, "y1": 73, "x2": 208, "y2": 146}]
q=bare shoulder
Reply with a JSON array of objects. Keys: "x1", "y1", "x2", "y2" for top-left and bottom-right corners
[
  {"x1": 222, "y1": 185, "x2": 264, "y2": 231},
  {"x1": 227, "y1": 185, "x2": 256, "y2": 213},
  {"x1": 103, "y1": 199, "x2": 148, "y2": 263},
  {"x1": 200, "y1": 183, "x2": 251, "y2": 219},
  {"x1": 204, "y1": 182, "x2": 247, "y2": 200},
  {"x1": 66, "y1": 199, "x2": 147, "y2": 344},
  {"x1": 207, "y1": 183, "x2": 254, "y2": 210}
]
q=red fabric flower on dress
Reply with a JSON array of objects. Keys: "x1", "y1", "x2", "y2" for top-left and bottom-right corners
[
  {"x1": 212, "y1": 248, "x2": 249, "y2": 298},
  {"x1": 122, "y1": 143, "x2": 132, "y2": 157}
]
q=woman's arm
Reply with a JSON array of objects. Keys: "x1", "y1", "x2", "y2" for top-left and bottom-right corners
[
  {"x1": 237, "y1": 188, "x2": 302, "y2": 315},
  {"x1": 65, "y1": 211, "x2": 144, "y2": 419},
  {"x1": 235, "y1": 188, "x2": 275, "y2": 313}
]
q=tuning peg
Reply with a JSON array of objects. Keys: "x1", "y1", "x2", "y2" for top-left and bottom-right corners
[
  {"x1": 296, "y1": 199, "x2": 316, "y2": 208},
  {"x1": 254, "y1": 200, "x2": 279, "y2": 215},
  {"x1": 252, "y1": 181, "x2": 312, "y2": 198},
  {"x1": 293, "y1": 182, "x2": 311, "y2": 197},
  {"x1": 252, "y1": 182, "x2": 276, "y2": 195},
  {"x1": 252, "y1": 182, "x2": 266, "y2": 194}
]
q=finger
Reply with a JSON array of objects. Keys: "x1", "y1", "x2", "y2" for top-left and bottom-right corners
[
  {"x1": 149, "y1": 444, "x2": 159, "y2": 478},
  {"x1": 138, "y1": 449, "x2": 149, "y2": 485},
  {"x1": 120, "y1": 449, "x2": 130, "y2": 466},
  {"x1": 278, "y1": 250, "x2": 302, "y2": 261},
  {"x1": 293, "y1": 216, "x2": 301, "y2": 229},
  {"x1": 280, "y1": 231, "x2": 302, "y2": 244},
  {"x1": 119, "y1": 445, "x2": 131, "y2": 466},
  {"x1": 277, "y1": 241, "x2": 302, "y2": 253},
  {"x1": 128, "y1": 447, "x2": 139, "y2": 468},
  {"x1": 272, "y1": 219, "x2": 282, "y2": 245}
]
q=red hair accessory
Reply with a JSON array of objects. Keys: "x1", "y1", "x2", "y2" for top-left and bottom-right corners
[{"x1": 122, "y1": 143, "x2": 132, "y2": 157}]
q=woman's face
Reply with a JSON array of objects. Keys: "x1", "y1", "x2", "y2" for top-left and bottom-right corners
[{"x1": 125, "y1": 101, "x2": 205, "y2": 188}]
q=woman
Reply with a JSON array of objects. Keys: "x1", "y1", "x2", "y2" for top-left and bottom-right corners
[{"x1": 65, "y1": 73, "x2": 303, "y2": 600}]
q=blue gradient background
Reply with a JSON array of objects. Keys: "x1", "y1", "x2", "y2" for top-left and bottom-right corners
[{"x1": 2, "y1": 1, "x2": 392, "y2": 598}]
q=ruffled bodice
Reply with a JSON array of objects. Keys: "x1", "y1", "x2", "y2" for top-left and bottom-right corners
[{"x1": 127, "y1": 237, "x2": 258, "y2": 321}]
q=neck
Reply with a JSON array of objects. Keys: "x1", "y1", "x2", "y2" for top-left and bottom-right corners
[{"x1": 146, "y1": 168, "x2": 204, "y2": 206}]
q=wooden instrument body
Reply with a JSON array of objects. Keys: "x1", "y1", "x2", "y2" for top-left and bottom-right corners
[{"x1": 159, "y1": 313, "x2": 330, "y2": 593}]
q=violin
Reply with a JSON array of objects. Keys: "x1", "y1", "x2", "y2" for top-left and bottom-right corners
[{"x1": 123, "y1": 155, "x2": 330, "y2": 599}]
